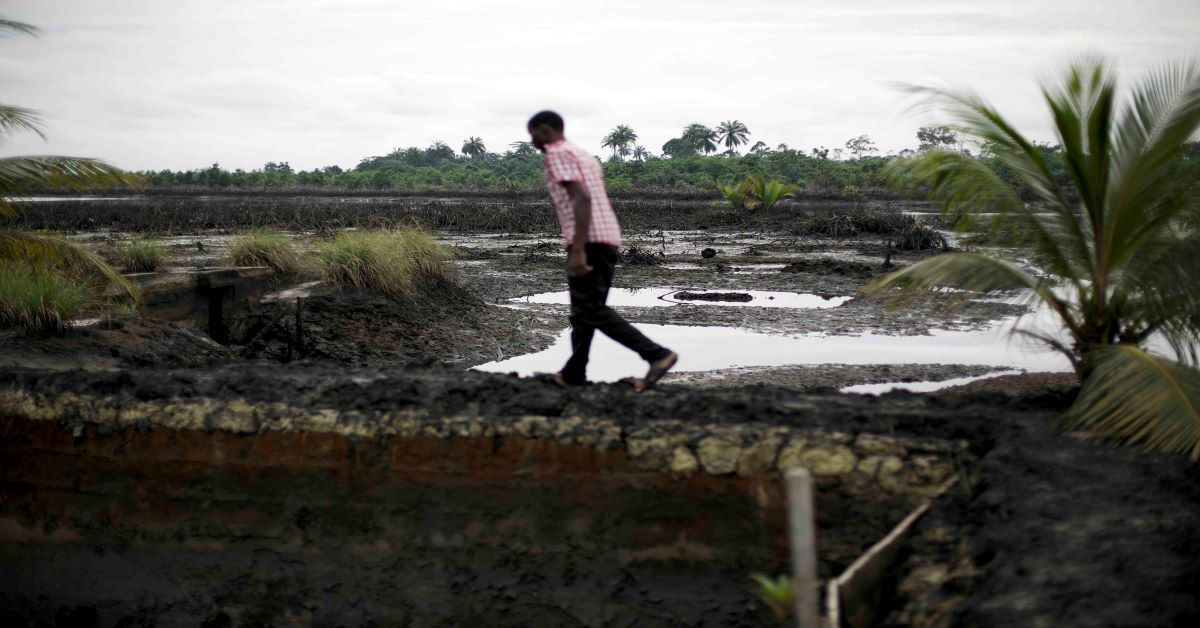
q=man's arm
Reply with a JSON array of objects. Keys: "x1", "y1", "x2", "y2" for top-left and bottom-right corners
[{"x1": 564, "y1": 180, "x2": 593, "y2": 276}]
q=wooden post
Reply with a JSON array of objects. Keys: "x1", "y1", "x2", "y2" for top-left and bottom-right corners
[{"x1": 786, "y1": 468, "x2": 821, "y2": 628}]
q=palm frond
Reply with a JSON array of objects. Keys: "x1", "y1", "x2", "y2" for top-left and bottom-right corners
[
  {"x1": 0, "y1": 230, "x2": 136, "y2": 300},
  {"x1": 1106, "y1": 60, "x2": 1200, "y2": 268},
  {"x1": 863, "y1": 252, "x2": 1082, "y2": 341},
  {"x1": 1041, "y1": 59, "x2": 1116, "y2": 255},
  {"x1": 896, "y1": 83, "x2": 1095, "y2": 276},
  {"x1": 0, "y1": 155, "x2": 142, "y2": 199},
  {"x1": 1065, "y1": 345, "x2": 1200, "y2": 460},
  {"x1": 0, "y1": 104, "x2": 46, "y2": 142},
  {"x1": 0, "y1": 19, "x2": 39, "y2": 37}
]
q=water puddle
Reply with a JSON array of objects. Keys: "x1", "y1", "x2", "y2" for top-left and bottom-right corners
[
  {"x1": 473, "y1": 316, "x2": 1074, "y2": 383},
  {"x1": 508, "y1": 288, "x2": 851, "y2": 309},
  {"x1": 839, "y1": 370, "x2": 1023, "y2": 395}
]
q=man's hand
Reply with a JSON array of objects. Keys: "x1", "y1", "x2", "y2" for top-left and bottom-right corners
[{"x1": 566, "y1": 247, "x2": 592, "y2": 277}]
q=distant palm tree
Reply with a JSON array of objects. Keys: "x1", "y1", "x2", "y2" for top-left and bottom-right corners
[
  {"x1": 749, "y1": 141, "x2": 771, "y2": 155},
  {"x1": 681, "y1": 124, "x2": 718, "y2": 155},
  {"x1": 461, "y1": 137, "x2": 486, "y2": 157},
  {"x1": 869, "y1": 58, "x2": 1200, "y2": 459},
  {"x1": 602, "y1": 124, "x2": 638, "y2": 159},
  {"x1": 716, "y1": 120, "x2": 750, "y2": 156},
  {"x1": 631, "y1": 146, "x2": 651, "y2": 162},
  {"x1": 508, "y1": 141, "x2": 537, "y2": 156},
  {"x1": 1, "y1": 18, "x2": 137, "y2": 304}
]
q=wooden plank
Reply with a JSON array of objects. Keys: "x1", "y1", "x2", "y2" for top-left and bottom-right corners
[{"x1": 827, "y1": 477, "x2": 958, "y2": 627}]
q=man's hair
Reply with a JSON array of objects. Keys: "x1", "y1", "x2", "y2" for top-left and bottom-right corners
[{"x1": 527, "y1": 110, "x2": 564, "y2": 132}]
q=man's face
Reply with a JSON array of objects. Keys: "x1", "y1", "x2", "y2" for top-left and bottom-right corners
[{"x1": 528, "y1": 124, "x2": 555, "y2": 151}]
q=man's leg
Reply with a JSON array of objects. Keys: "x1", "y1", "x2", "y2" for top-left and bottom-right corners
[
  {"x1": 572, "y1": 244, "x2": 673, "y2": 364},
  {"x1": 559, "y1": 249, "x2": 607, "y2": 385}
]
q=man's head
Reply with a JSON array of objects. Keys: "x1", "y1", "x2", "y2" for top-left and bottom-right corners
[{"x1": 527, "y1": 110, "x2": 564, "y2": 151}]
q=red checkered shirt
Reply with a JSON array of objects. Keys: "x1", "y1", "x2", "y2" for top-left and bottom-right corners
[{"x1": 543, "y1": 139, "x2": 622, "y2": 249}]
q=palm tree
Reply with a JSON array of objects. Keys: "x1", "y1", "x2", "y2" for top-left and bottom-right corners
[
  {"x1": 631, "y1": 146, "x2": 651, "y2": 162},
  {"x1": 681, "y1": 124, "x2": 718, "y2": 155},
  {"x1": 1, "y1": 18, "x2": 137, "y2": 309},
  {"x1": 461, "y1": 136, "x2": 486, "y2": 158},
  {"x1": 602, "y1": 124, "x2": 638, "y2": 159},
  {"x1": 508, "y1": 141, "x2": 537, "y2": 156},
  {"x1": 716, "y1": 120, "x2": 750, "y2": 156},
  {"x1": 866, "y1": 58, "x2": 1200, "y2": 459}
]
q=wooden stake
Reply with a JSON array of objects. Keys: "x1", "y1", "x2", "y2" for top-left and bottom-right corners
[{"x1": 786, "y1": 468, "x2": 821, "y2": 627}]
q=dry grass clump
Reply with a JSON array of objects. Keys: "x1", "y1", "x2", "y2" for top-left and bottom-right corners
[
  {"x1": 0, "y1": 264, "x2": 91, "y2": 334},
  {"x1": 314, "y1": 228, "x2": 454, "y2": 299},
  {"x1": 229, "y1": 229, "x2": 302, "y2": 274},
  {"x1": 120, "y1": 237, "x2": 164, "y2": 272}
]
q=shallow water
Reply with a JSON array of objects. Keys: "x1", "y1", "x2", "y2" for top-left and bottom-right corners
[
  {"x1": 839, "y1": 370, "x2": 1023, "y2": 395},
  {"x1": 508, "y1": 288, "x2": 852, "y2": 309},
  {"x1": 472, "y1": 309, "x2": 1075, "y2": 383}
]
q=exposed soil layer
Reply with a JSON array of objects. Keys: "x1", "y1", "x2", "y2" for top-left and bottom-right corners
[
  {"x1": 1, "y1": 363, "x2": 967, "y2": 626},
  {"x1": 0, "y1": 364, "x2": 1196, "y2": 626}
]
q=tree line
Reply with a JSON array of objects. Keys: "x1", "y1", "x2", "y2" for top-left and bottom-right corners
[{"x1": 135, "y1": 126, "x2": 1200, "y2": 195}]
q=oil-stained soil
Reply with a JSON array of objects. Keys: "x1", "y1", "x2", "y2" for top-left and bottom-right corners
[
  {"x1": 238, "y1": 283, "x2": 558, "y2": 366},
  {"x1": 0, "y1": 364, "x2": 1196, "y2": 626}
]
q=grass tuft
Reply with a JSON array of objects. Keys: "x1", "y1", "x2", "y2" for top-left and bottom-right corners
[
  {"x1": 120, "y1": 237, "x2": 164, "y2": 273},
  {"x1": 229, "y1": 229, "x2": 302, "y2": 274},
  {"x1": 314, "y1": 228, "x2": 454, "y2": 299},
  {"x1": 0, "y1": 264, "x2": 91, "y2": 334}
]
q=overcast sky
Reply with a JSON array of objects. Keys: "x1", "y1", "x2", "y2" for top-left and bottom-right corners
[{"x1": 2, "y1": 0, "x2": 1198, "y2": 171}]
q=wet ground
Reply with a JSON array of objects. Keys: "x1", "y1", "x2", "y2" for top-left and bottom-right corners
[{"x1": 3, "y1": 217, "x2": 1197, "y2": 626}]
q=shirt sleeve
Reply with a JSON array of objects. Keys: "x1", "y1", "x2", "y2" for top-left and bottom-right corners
[{"x1": 545, "y1": 150, "x2": 583, "y2": 184}]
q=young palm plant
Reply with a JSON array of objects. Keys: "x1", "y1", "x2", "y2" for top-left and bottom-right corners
[
  {"x1": 715, "y1": 177, "x2": 757, "y2": 210},
  {"x1": 748, "y1": 174, "x2": 799, "y2": 210},
  {"x1": 866, "y1": 59, "x2": 1200, "y2": 459},
  {"x1": 1, "y1": 17, "x2": 139, "y2": 330}
]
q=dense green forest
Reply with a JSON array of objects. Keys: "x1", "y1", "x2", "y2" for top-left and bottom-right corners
[{"x1": 135, "y1": 125, "x2": 1200, "y2": 195}]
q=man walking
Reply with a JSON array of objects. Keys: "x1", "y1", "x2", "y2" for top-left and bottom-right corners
[{"x1": 527, "y1": 110, "x2": 677, "y2": 391}]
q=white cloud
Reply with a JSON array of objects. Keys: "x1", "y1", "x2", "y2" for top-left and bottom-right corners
[{"x1": 1, "y1": 0, "x2": 1197, "y2": 170}]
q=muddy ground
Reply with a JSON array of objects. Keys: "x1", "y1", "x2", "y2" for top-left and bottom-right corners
[{"x1": 2, "y1": 204, "x2": 1197, "y2": 626}]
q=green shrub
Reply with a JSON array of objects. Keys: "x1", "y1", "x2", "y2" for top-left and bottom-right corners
[
  {"x1": 120, "y1": 238, "x2": 164, "y2": 272},
  {"x1": 314, "y1": 229, "x2": 454, "y2": 299},
  {"x1": 229, "y1": 229, "x2": 302, "y2": 274},
  {"x1": 0, "y1": 264, "x2": 91, "y2": 334}
]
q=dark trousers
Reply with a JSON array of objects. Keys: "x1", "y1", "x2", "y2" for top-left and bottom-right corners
[{"x1": 561, "y1": 243, "x2": 671, "y2": 384}]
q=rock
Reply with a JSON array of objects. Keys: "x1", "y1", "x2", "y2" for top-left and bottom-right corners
[
  {"x1": 736, "y1": 436, "x2": 783, "y2": 477},
  {"x1": 669, "y1": 447, "x2": 699, "y2": 475},
  {"x1": 854, "y1": 433, "x2": 904, "y2": 456},
  {"x1": 775, "y1": 437, "x2": 809, "y2": 470},
  {"x1": 798, "y1": 446, "x2": 857, "y2": 476},
  {"x1": 696, "y1": 436, "x2": 741, "y2": 475}
]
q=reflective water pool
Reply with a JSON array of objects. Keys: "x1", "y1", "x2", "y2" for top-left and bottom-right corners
[
  {"x1": 508, "y1": 288, "x2": 852, "y2": 309},
  {"x1": 472, "y1": 313, "x2": 1075, "y2": 383}
]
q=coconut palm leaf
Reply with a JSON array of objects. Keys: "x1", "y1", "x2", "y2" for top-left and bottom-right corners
[
  {"x1": 0, "y1": 104, "x2": 46, "y2": 142},
  {"x1": 898, "y1": 83, "x2": 1095, "y2": 272},
  {"x1": 1065, "y1": 344, "x2": 1200, "y2": 460},
  {"x1": 0, "y1": 156, "x2": 141, "y2": 217},
  {"x1": 0, "y1": 230, "x2": 136, "y2": 299},
  {"x1": 0, "y1": 18, "x2": 38, "y2": 36},
  {"x1": 863, "y1": 252, "x2": 1082, "y2": 358}
]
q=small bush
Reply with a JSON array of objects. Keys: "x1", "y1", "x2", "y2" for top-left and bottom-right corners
[
  {"x1": 0, "y1": 265, "x2": 91, "y2": 334},
  {"x1": 121, "y1": 238, "x2": 164, "y2": 273},
  {"x1": 229, "y1": 229, "x2": 302, "y2": 274},
  {"x1": 314, "y1": 229, "x2": 454, "y2": 299}
]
